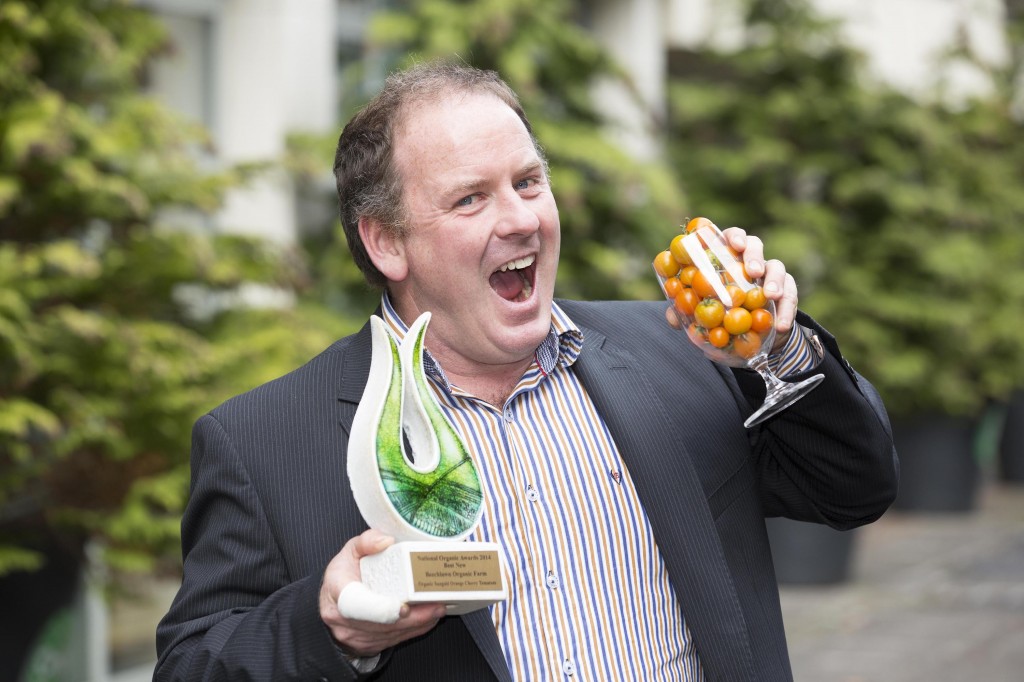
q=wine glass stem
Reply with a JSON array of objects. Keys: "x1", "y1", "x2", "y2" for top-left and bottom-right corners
[{"x1": 748, "y1": 354, "x2": 783, "y2": 391}]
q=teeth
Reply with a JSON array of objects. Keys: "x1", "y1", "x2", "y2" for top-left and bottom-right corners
[{"x1": 498, "y1": 255, "x2": 535, "y2": 272}]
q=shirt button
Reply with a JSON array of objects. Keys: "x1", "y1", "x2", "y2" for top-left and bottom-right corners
[
  {"x1": 562, "y1": 659, "x2": 576, "y2": 676},
  {"x1": 503, "y1": 407, "x2": 514, "y2": 423},
  {"x1": 546, "y1": 570, "x2": 560, "y2": 589},
  {"x1": 526, "y1": 484, "x2": 539, "y2": 502}
]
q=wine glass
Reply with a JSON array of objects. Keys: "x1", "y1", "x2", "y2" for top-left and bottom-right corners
[{"x1": 653, "y1": 218, "x2": 824, "y2": 428}]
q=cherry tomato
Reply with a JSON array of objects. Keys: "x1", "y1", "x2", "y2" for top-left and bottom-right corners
[
  {"x1": 742, "y1": 285, "x2": 768, "y2": 310},
  {"x1": 665, "y1": 306, "x2": 682, "y2": 329},
  {"x1": 723, "y1": 256, "x2": 750, "y2": 286},
  {"x1": 750, "y1": 307, "x2": 774, "y2": 333},
  {"x1": 733, "y1": 331, "x2": 763, "y2": 359},
  {"x1": 685, "y1": 216, "x2": 714, "y2": 234},
  {"x1": 723, "y1": 307, "x2": 753, "y2": 335},
  {"x1": 654, "y1": 250, "x2": 680, "y2": 278},
  {"x1": 674, "y1": 287, "x2": 700, "y2": 316},
  {"x1": 663, "y1": 276, "x2": 683, "y2": 299},
  {"x1": 724, "y1": 284, "x2": 746, "y2": 309},
  {"x1": 707, "y1": 326, "x2": 730, "y2": 348},
  {"x1": 694, "y1": 298, "x2": 725, "y2": 329},
  {"x1": 679, "y1": 265, "x2": 698, "y2": 287},
  {"x1": 685, "y1": 216, "x2": 717, "y2": 247},
  {"x1": 691, "y1": 270, "x2": 722, "y2": 300},
  {"x1": 669, "y1": 234, "x2": 693, "y2": 266},
  {"x1": 687, "y1": 322, "x2": 706, "y2": 345}
]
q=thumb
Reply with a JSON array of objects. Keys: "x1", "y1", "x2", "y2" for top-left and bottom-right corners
[
  {"x1": 350, "y1": 529, "x2": 395, "y2": 561},
  {"x1": 336, "y1": 530, "x2": 403, "y2": 624}
]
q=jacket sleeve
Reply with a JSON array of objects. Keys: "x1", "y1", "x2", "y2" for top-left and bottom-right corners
[
  {"x1": 154, "y1": 414, "x2": 376, "y2": 682},
  {"x1": 727, "y1": 311, "x2": 899, "y2": 530}
]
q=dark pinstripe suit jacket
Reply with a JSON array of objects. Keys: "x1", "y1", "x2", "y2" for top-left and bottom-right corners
[{"x1": 155, "y1": 300, "x2": 897, "y2": 682}]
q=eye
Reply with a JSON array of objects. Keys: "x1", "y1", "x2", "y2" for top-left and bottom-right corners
[
  {"x1": 514, "y1": 178, "x2": 537, "y2": 191},
  {"x1": 456, "y1": 194, "x2": 478, "y2": 207}
]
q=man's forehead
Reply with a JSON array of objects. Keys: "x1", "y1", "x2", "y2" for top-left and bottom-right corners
[
  {"x1": 396, "y1": 91, "x2": 521, "y2": 135},
  {"x1": 393, "y1": 93, "x2": 534, "y2": 169}
]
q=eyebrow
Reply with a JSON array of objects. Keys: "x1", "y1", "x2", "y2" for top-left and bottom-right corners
[
  {"x1": 517, "y1": 160, "x2": 546, "y2": 179},
  {"x1": 443, "y1": 160, "x2": 547, "y2": 200}
]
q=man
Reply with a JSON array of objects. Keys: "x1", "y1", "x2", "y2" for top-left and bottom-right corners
[{"x1": 155, "y1": 62, "x2": 897, "y2": 681}]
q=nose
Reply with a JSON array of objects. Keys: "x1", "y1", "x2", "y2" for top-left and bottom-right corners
[{"x1": 493, "y1": 189, "x2": 541, "y2": 238}]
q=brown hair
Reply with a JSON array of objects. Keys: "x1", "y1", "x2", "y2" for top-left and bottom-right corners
[{"x1": 332, "y1": 60, "x2": 543, "y2": 288}]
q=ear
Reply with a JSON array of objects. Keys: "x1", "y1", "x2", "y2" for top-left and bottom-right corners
[{"x1": 358, "y1": 216, "x2": 408, "y2": 282}]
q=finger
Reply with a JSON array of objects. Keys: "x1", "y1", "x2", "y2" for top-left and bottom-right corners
[
  {"x1": 335, "y1": 602, "x2": 447, "y2": 657},
  {"x1": 721, "y1": 226, "x2": 747, "y2": 251},
  {"x1": 761, "y1": 259, "x2": 787, "y2": 300},
  {"x1": 774, "y1": 273, "x2": 799, "y2": 334},
  {"x1": 337, "y1": 581, "x2": 403, "y2": 624},
  {"x1": 319, "y1": 531, "x2": 395, "y2": 625},
  {"x1": 334, "y1": 531, "x2": 395, "y2": 592},
  {"x1": 739, "y1": 235, "x2": 766, "y2": 279},
  {"x1": 352, "y1": 529, "x2": 395, "y2": 560}
]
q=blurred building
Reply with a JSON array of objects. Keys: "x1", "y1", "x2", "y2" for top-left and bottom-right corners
[
  {"x1": 136, "y1": 0, "x2": 1008, "y2": 244},
  {"x1": 52, "y1": 0, "x2": 1006, "y2": 680}
]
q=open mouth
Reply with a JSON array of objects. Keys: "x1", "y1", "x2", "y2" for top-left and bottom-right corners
[{"x1": 489, "y1": 255, "x2": 536, "y2": 303}]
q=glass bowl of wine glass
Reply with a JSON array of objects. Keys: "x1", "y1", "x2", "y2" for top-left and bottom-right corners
[{"x1": 653, "y1": 217, "x2": 824, "y2": 427}]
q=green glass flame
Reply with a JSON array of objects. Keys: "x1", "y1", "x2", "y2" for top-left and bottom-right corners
[{"x1": 373, "y1": 321, "x2": 483, "y2": 537}]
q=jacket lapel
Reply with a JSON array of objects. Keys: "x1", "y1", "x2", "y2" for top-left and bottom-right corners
[
  {"x1": 569, "y1": 324, "x2": 757, "y2": 682},
  {"x1": 337, "y1": 320, "x2": 373, "y2": 435}
]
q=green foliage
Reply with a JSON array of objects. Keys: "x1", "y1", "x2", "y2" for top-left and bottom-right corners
[
  {"x1": 0, "y1": 0, "x2": 334, "y2": 577},
  {"x1": 339, "y1": 0, "x2": 685, "y2": 302},
  {"x1": 666, "y1": 0, "x2": 1024, "y2": 417}
]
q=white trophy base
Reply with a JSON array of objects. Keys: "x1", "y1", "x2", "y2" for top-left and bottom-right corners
[{"x1": 360, "y1": 541, "x2": 507, "y2": 615}]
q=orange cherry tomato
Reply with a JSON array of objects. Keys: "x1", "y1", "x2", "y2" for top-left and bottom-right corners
[
  {"x1": 723, "y1": 307, "x2": 753, "y2": 335},
  {"x1": 694, "y1": 298, "x2": 725, "y2": 329},
  {"x1": 679, "y1": 265, "x2": 698, "y2": 287},
  {"x1": 724, "y1": 284, "x2": 746, "y2": 309},
  {"x1": 663, "y1": 276, "x2": 684, "y2": 299},
  {"x1": 654, "y1": 250, "x2": 680, "y2": 278},
  {"x1": 685, "y1": 216, "x2": 714, "y2": 234},
  {"x1": 665, "y1": 306, "x2": 683, "y2": 329},
  {"x1": 750, "y1": 307, "x2": 774, "y2": 333},
  {"x1": 687, "y1": 322, "x2": 706, "y2": 345},
  {"x1": 723, "y1": 256, "x2": 750, "y2": 286},
  {"x1": 669, "y1": 234, "x2": 693, "y2": 266},
  {"x1": 707, "y1": 326, "x2": 730, "y2": 348},
  {"x1": 674, "y1": 287, "x2": 700, "y2": 316},
  {"x1": 742, "y1": 285, "x2": 768, "y2": 310},
  {"x1": 691, "y1": 270, "x2": 722, "y2": 300},
  {"x1": 733, "y1": 331, "x2": 763, "y2": 359}
]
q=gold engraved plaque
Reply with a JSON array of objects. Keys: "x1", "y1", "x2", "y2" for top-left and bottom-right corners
[{"x1": 410, "y1": 550, "x2": 503, "y2": 593}]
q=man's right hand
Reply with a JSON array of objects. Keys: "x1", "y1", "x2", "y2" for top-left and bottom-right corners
[{"x1": 318, "y1": 529, "x2": 446, "y2": 657}]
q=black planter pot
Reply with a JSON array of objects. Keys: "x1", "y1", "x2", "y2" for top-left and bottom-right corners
[
  {"x1": 766, "y1": 517, "x2": 857, "y2": 585},
  {"x1": 891, "y1": 413, "x2": 979, "y2": 512},
  {"x1": 998, "y1": 391, "x2": 1024, "y2": 484}
]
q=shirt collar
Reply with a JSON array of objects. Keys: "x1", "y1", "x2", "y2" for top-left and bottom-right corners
[{"x1": 379, "y1": 292, "x2": 584, "y2": 388}]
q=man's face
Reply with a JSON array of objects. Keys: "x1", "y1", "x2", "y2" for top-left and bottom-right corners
[{"x1": 386, "y1": 92, "x2": 560, "y2": 376}]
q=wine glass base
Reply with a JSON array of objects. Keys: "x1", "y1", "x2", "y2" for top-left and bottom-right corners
[{"x1": 744, "y1": 373, "x2": 826, "y2": 428}]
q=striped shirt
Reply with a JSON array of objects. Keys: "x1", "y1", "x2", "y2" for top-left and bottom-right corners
[{"x1": 380, "y1": 295, "x2": 818, "y2": 681}]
